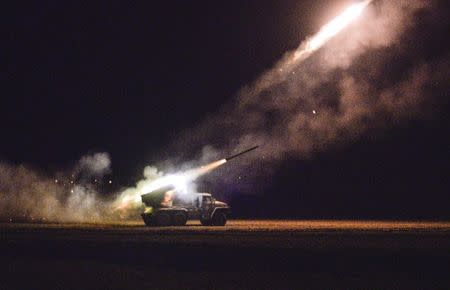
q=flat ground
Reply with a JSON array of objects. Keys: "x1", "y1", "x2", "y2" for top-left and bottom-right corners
[{"x1": 2, "y1": 220, "x2": 450, "y2": 289}]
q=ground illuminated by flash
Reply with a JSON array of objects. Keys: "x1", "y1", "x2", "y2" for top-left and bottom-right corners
[
  {"x1": 3, "y1": 220, "x2": 450, "y2": 250},
  {"x1": 4, "y1": 219, "x2": 450, "y2": 232}
]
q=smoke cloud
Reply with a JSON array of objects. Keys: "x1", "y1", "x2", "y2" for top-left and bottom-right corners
[
  {"x1": 0, "y1": 153, "x2": 117, "y2": 222},
  {"x1": 75, "y1": 152, "x2": 111, "y2": 180}
]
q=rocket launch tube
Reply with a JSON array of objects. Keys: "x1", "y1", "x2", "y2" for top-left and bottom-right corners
[{"x1": 225, "y1": 146, "x2": 259, "y2": 161}]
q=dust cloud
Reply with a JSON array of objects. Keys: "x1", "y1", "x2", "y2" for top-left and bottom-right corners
[{"x1": 0, "y1": 153, "x2": 117, "y2": 222}]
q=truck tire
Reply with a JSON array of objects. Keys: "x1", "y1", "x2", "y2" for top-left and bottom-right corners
[
  {"x1": 155, "y1": 212, "x2": 171, "y2": 226},
  {"x1": 142, "y1": 214, "x2": 154, "y2": 226},
  {"x1": 211, "y1": 212, "x2": 227, "y2": 226},
  {"x1": 200, "y1": 218, "x2": 211, "y2": 226},
  {"x1": 173, "y1": 212, "x2": 187, "y2": 226}
]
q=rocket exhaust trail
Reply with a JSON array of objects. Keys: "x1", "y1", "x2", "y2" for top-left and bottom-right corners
[
  {"x1": 187, "y1": 159, "x2": 227, "y2": 179},
  {"x1": 186, "y1": 146, "x2": 259, "y2": 179},
  {"x1": 292, "y1": 0, "x2": 373, "y2": 63},
  {"x1": 245, "y1": 0, "x2": 373, "y2": 99}
]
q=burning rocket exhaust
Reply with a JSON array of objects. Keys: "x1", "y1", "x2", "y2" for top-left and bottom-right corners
[
  {"x1": 292, "y1": 0, "x2": 373, "y2": 63},
  {"x1": 150, "y1": 146, "x2": 260, "y2": 190},
  {"x1": 183, "y1": 146, "x2": 259, "y2": 180},
  {"x1": 246, "y1": 0, "x2": 373, "y2": 98},
  {"x1": 179, "y1": 146, "x2": 259, "y2": 182}
]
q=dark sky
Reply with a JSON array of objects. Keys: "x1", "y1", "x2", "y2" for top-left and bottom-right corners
[{"x1": 2, "y1": 1, "x2": 449, "y2": 218}]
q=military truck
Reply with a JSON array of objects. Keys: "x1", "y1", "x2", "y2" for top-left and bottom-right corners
[
  {"x1": 139, "y1": 146, "x2": 259, "y2": 226},
  {"x1": 140, "y1": 185, "x2": 230, "y2": 226}
]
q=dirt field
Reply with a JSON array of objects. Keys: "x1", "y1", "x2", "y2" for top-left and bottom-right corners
[{"x1": 2, "y1": 220, "x2": 450, "y2": 289}]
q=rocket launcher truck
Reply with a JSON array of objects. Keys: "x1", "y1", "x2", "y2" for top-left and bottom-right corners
[
  {"x1": 141, "y1": 185, "x2": 230, "y2": 226},
  {"x1": 140, "y1": 146, "x2": 258, "y2": 226}
]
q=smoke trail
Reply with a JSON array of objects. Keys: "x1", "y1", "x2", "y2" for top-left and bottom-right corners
[{"x1": 161, "y1": 0, "x2": 447, "y2": 193}]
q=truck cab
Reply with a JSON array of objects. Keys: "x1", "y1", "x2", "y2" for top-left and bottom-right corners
[{"x1": 195, "y1": 193, "x2": 228, "y2": 226}]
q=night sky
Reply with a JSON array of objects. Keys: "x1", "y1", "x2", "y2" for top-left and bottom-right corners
[{"x1": 2, "y1": 1, "x2": 449, "y2": 219}]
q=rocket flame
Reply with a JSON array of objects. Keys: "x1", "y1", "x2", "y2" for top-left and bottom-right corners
[
  {"x1": 139, "y1": 159, "x2": 226, "y2": 195},
  {"x1": 293, "y1": 0, "x2": 372, "y2": 62},
  {"x1": 184, "y1": 159, "x2": 227, "y2": 180},
  {"x1": 242, "y1": 0, "x2": 374, "y2": 100}
]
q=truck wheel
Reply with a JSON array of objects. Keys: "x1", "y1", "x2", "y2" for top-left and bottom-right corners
[
  {"x1": 156, "y1": 212, "x2": 171, "y2": 226},
  {"x1": 200, "y1": 218, "x2": 211, "y2": 226},
  {"x1": 173, "y1": 212, "x2": 187, "y2": 226},
  {"x1": 211, "y1": 212, "x2": 227, "y2": 226},
  {"x1": 142, "y1": 214, "x2": 154, "y2": 226}
]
